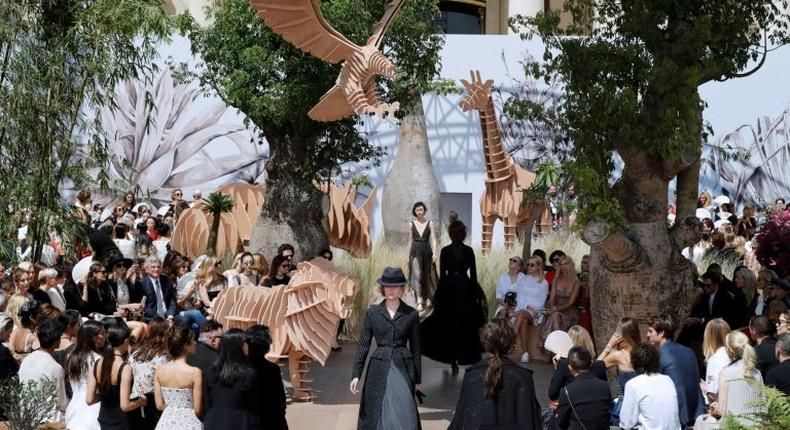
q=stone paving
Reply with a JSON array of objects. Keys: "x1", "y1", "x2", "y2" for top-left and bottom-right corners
[{"x1": 284, "y1": 343, "x2": 555, "y2": 430}]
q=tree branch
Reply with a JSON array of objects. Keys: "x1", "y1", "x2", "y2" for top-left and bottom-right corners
[{"x1": 581, "y1": 220, "x2": 648, "y2": 272}]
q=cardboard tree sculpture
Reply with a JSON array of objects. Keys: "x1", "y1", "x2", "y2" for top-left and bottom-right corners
[
  {"x1": 172, "y1": 181, "x2": 376, "y2": 259},
  {"x1": 319, "y1": 182, "x2": 378, "y2": 258},
  {"x1": 249, "y1": 0, "x2": 406, "y2": 121},
  {"x1": 459, "y1": 70, "x2": 539, "y2": 253},
  {"x1": 211, "y1": 258, "x2": 358, "y2": 401}
]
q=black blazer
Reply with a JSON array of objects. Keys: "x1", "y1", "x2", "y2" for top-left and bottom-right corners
[
  {"x1": 554, "y1": 372, "x2": 612, "y2": 430},
  {"x1": 186, "y1": 341, "x2": 218, "y2": 377},
  {"x1": 754, "y1": 337, "x2": 779, "y2": 379},
  {"x1": 548, "y1": 358, "x2": 608, "y2": 401},
  {"x1": 693, "y1": 289, "x2": 733, "y2": 323},
  {"x1": 251, "y1": 357, "x2": 288, "y2": 430},
  {"x1": 448, "y1": 356, "x2": 542, "y2": 430},
  {"x1": 137, "y1": 275, "x2": 177, "y2": 321},
  {"x1": 765, "y1": 360, "x2": 790, "y2": 396}
]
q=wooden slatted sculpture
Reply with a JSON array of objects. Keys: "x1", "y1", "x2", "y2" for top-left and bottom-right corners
[
  {"x1": 459, "y1": 70, "x2": 538, "y2": 253},
  {"x1": 249, "y1": 0, "x2": 406, "y2": 121},
  {"x1": 319, "y1": 182, "x2": 377, "y2": 258},
  {"x1": 211, "y1": 258, "x2": 358, "y2": 401}
]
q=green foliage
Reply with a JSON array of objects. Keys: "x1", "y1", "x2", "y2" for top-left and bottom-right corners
[
  {"x1": 178, "y1": 0, "x2": 445, "y2": 181},
  {"x1": 202, "y1": 191, "x2": 234, "y2": 256},
  {"x1": 0, "y1": 0, "x2": 170, "y2": 261},
  {"x1": 721, "y1": 381, "x2": 790, "y2": 430},
  {"x1": 507, "y1": 0, "x2": 789, "y2": 228},
  {"x1": 0, "y1": 377, "x2": 59, "y2": 430}
]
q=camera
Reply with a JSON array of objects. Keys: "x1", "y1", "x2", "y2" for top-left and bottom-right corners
[{"x1": 504, "y1": 291, "x2": 517, "y2": 308}]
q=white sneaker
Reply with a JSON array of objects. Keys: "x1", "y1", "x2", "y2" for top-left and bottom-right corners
[{"x1": 520, "y1": 352, "x2": 530, "y2": 363}]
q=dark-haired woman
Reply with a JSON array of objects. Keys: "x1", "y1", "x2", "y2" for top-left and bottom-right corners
[
  {"x1": 448, "y1": 320, "x2": 541, "y2": 429},
  {"x1": 8, "y1": 297, "x2": 39, "y2": 362},
  {"x1": 262, "y1": 255, "x2": 291, "y2": 288},
  {"x1": 232, "y1": 253, "x2": 261, "y2": 287},
  {"x1": 420, "y1": 220, "x2": 487, "y2": 371},
  {"x1": 84, "y1": 263, "x2": 118, "y2": 317},
  {"x1": 65, "y1": 320, "x2": 106, "y2": 430},
  {"x1": 247, "y1": 325, "x2": 287, "y2": 430},
  {"x1": 87, "y1": 322, "x2": 147, "y2": 430},
  {"x1": 153, "y1": 325, "x2": 203, "y2": 429},
  {"x1": 350, "y1": 267, "x2": 421, "y2": 430},
  {"x1": 128, "y1": 316, "x2": 170, "y2": 430},
  {"x1": 203, "y1": 329, "x2": 263, "y2": 429},
  {"x1": 407, "y1": 201, "x2": 437, "y2": 312}
]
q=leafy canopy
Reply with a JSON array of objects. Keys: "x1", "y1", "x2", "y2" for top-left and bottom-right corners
[
  {"x1": 508, "y1": 0, "x2": 790, "y2": 229},
  {"x1": 0, "y1": 0, "x2": 170, "y2": 260},
  {"x1": 177, "y1": 0, "x2": 446, "y2": 180}
]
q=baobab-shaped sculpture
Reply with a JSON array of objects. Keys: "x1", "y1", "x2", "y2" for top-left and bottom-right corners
[
  {"x1": 459, "y1": 70, "x2": 538, "y2": 253},
  {"x1": 250, "y1": 0, "x2": 407, "y2": 121},
  {"x1": 211, "y1": 258, "x2": 358, "y2": 401}
]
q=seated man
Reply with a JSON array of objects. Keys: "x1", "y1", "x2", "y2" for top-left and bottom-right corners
[
  {"x1": 766, "y1": 333, "x2": 790, "y2": 396},
  {"x1": 619, "y1": 343, "x2": 681, "y2": 430},
  {"x1": 18, "y1": 319, "x2": 68, "y2": 425},
  {"x1": 555, "y1": 346, "x2": 611, "y2": 430}
]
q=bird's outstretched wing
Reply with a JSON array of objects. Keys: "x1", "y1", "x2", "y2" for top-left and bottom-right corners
[
  {"x1": 308, "y1": 85, "x2": 354, "y2": 121},
  {"x1": 368, "y1": 0, "x2": 408, "y2": 48},
  {"x1": 250, "y1": 0, "x2": 360, "y2": 63}
]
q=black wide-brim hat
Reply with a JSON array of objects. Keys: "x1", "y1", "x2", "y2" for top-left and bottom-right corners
[
  {"x1": 109, "y1": 257, "x2": 134, "y2": 270},
  {"x1": 377, "y1": 266, "x2": 407, "y2": 286}
]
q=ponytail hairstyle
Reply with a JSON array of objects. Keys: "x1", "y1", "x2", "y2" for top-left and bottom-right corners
[
  {"x1": 98, "y1": 323, "x2": 131, "y2": 397},
  {"x1": 482, "y1": 319, "x2": 516, "y2": 400},
  {"x1": 725, "y1": 331, "x2": 758, "y2": 379},
  {"x1": 167, "y1": 324, "x2": 194, "y2": 358}
]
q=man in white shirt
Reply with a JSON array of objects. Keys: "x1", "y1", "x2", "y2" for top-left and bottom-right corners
[
  {"x1": 620, "y1": 343, "x2": 681, "y2": 430},
  {"x1": 18, "y1": 319, "x2": 69, "y2": 425}
]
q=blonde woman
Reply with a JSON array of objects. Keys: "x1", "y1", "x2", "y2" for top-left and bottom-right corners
[
  {"x1": 195, "y1": 257, "x2": 227, "y2": 311},
  {"x1": 222, "y1": 253, "x2": 244, "y2": 288},
  {"x1": 755, "y1": 269, "x2": 777, "y2": 316},
  {"x1": 540, "y1": 256, "x2": 580, "y2": 346},
  {"x1": 511, "y1": 256, "x2": 549, "y2": 363},
  {"x1": 252, "y1": 253, "x2": 269, "y2": 281},
  {"x1": 694, "y1": 331, "x2": 762, "y2": 429},
  {"x1": 701, "y1": 319, "x2": 731, "y2": 399},
  {"x1": 731, "y1": 268, "x2": 758, "y2": 329},
  {"x1": 548, "y1": 325, "x2": 606, "y2": 402}
]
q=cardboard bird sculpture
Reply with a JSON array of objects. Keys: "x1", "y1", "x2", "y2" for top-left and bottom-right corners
[{"x1": 250, "y1": 0, "x2": 406, "y2": 121}]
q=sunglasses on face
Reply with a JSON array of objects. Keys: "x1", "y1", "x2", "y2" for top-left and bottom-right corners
[
  {"x1": 280, "y1": 264, "x2": 289, "y2": 269},
  {"x1": 94, "y1": 270, "x2": 107, "y2": 274},
  {"x1": 175, "y1": 193, "x2": 182, "y2": 196},
  {"x1": 509, "y1": 258, "x2": 520, "y2": 263},
  {"x1": 528, "y1": 263, "x2": 538, "y2": 267},
  {"x1": 323, "y1": 255, "x2": 332, "y2": 261}
]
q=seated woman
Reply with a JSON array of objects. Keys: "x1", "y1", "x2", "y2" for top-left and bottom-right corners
[
  {"x1": 262, "y1": 255, "x2": 291, "y2": 288},
  {"x1": 109, "y1": 258, "x2": 143, "y2": 320},
  {"x1": 694, "y1": 331, "x2": 763, "y2": 429},
  {"x1": 701, "y1": 319, "x2": 731, "y2": 404},
  {"x1": 596, "y1": 317, "x2": 639, "y2": 426},
  {"x1": 195, "y1": 256, "x2": 227, "y2": 313},
  {"x1": 83, "y1": 263, "x2": 118, "y2": 317},
  {"x1": 8, "y1": 297, "x2": 40, "y2": 362},
  {"x1": 494, "y1": 256, "x2": 526, "y2": 319},
  {"x1": 448, "y1": 319, "x2": 541, "y2": 429},
  {"x1": 513, "y1": 256, "x2": 549, "y2": 363},
  {"x1": 231, "y1": 252, "x2": 261, "y2": 287},
  {"x1": 540, "y1": 256, "x2": 581, "y2": 346}
]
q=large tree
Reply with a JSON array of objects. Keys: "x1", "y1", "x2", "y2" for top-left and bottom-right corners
[
  {"x1": 510, "y1": 1, "x2": 789, "y2": 341},
  {"x1": 0, "y1": 0, "x2": 170, "y2": 261},
  {"x1": 178, "y1": 0, "x2": 444, "y2": 259}
]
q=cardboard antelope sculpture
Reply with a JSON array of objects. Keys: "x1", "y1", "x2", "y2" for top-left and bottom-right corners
[
  {"x1": 319, "y1": 182, "x2": 377, "y2": 258},
  {"x1": 250, "y1": 0, "x2": 407, "y2": 121},
  {"x1": 211, "y1": 258, "x2": 358, "y2": 401},
  {"x1": 459, "y1": 70, "x2": 539, "y2": 253}
]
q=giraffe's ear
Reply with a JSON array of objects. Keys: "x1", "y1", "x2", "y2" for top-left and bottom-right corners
[
  {"x1": 460, "y1": 79, "x2": 470, "y2": 88},
  {"x1": 484, "y1": 79, "x2": 494, "y2": 88}
]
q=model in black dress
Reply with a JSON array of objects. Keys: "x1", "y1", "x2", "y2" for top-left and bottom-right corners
[
  {"x1": 407, "y1": 202, "x2": 438, "y2": 311},
  {"x1": 420, "y1": 221, "x2": 487, "y2": 370}
]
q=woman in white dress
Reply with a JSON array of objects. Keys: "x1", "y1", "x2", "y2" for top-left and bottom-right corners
[
  {"x1": 64, "y1": 320, "x2": 106, "y2": 430},
  {"x1": 154, "y1": 325, "x2": 203, "y2": 429}
]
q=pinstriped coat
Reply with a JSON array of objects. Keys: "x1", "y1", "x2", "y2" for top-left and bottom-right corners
[{"x1": 352, "y1": 300, "x2": 421, "y2": 429}]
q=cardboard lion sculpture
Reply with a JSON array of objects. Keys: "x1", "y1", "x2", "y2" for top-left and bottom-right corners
[{"x1": 211, "y1": 257, "x2": 358, "y2": 401}]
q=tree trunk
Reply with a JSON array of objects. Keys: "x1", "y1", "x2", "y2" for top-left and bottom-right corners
[
  {"x1": 586, "y1": 152, "x2": 696, "y2": 348},
  {"x1": 381, "y1": 97, "x2": 442, "y2": 247},
  {"x1": 207, "y1": 214, "x2": 220, "y2": 257},
  {"x1": 249, "y1": 133, "x2": 329, "y2": 261},
  {"x1": 521, "y1": 199, "x2": 546, "y2": 264}
]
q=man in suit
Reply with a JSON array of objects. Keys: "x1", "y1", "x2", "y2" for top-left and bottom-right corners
[
  {"x1": 187, "y1": 320, "x2": 223, "y2": 375},
  {"x1": 647, "y1": 313, "x2": 705, "y2": 428},
  {"x1": 766, "y1": 333, "x2": 790, "y2": 396},
  {"x1": 750, "y1": 316, "x2": 779, "y2": 378},
  {"x1": 138, "y1": 256, "x2": 177, "y2": 322},
  {"x1": 689, "y1": 271, "x2": 734, "y2": 328},
  {"x1": 555, "y1": 346, "x2": 611, "y2": 430}
]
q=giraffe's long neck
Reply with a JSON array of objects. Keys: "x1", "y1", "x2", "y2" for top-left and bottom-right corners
[{"x1": 479, "y1": 96, "x2": 514, "y2": 183}]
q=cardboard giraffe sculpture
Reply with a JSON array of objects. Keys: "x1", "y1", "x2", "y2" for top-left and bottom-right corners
[
  {"x1": 249, "y1": 0, "x2": 406, "y2": 121},
  {"x1": 459, "y1": 70, "x2": 540, "y2": 253},
  {"x1": 211, "y1": 258, "x2": 358, "y2": 401}
]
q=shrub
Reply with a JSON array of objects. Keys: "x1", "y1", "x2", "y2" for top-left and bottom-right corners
[{"x1": 755, "y1": 210, "x2": 790, "y2": 278}]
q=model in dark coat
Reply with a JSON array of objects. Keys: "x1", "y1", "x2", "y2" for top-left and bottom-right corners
[
  {"x1": 420, "y1": 243, "x2": 487, "y2": 366},
  {"x1": 351, "y1": 300, "x2": 421, "y2": 430},
  {"x1": 448, "y1": 356, "x2": 541, "y2": 429}
]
